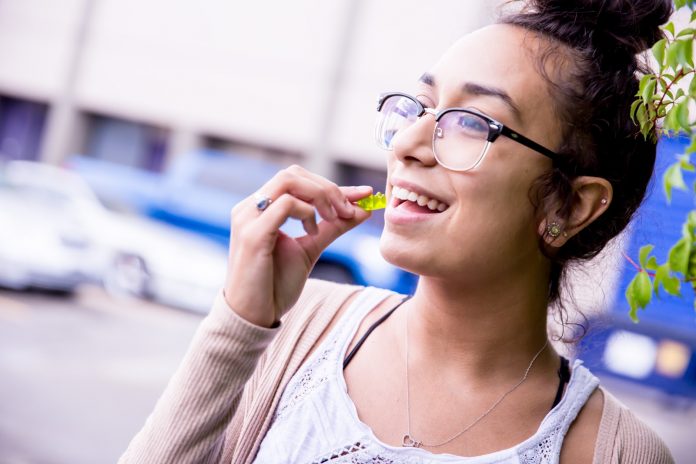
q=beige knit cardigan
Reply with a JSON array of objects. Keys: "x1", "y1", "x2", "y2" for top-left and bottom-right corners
[{"x1": 119, "y1": 279, "x2": 674, "y2": 464}]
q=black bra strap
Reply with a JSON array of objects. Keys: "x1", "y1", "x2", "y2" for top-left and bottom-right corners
[
  {"x1": 551, "y1": 356, "x2": 571, "y2": 410},
  {"x1": 342, "y1": 295, "x2": 411, "y2": 370}
]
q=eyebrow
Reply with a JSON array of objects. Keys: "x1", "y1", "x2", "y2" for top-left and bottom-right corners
[{"x1": 419, "y1": 72, "x2": 523, "y2": 123}]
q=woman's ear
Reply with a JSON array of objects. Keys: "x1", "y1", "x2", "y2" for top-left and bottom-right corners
[{"x1": 549, "y1": 176, "x2": 613, "y2": 246}]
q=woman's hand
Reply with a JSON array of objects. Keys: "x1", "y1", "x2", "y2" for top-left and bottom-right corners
[{"x1": 223, "y1": 165, "x2": 373, "y2": 328}]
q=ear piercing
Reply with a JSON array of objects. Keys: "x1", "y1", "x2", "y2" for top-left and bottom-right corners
[
  {"x1": 546, "y1": 221, "x2": 563, "y2": 238},
  {"x1": 600, "y1": 198, "x2": 608, "y2": 205}
]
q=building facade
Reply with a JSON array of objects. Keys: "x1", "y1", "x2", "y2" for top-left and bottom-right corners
[{"x1": 0, "y1": 0, "x2": 496, "y2": 184}]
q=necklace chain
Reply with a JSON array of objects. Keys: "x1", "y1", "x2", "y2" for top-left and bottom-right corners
[{"x1": 402, "y1": 304, "x2": 549, "y2": 449}]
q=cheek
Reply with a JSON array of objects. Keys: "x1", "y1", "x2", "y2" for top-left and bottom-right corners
[{"x1": 448, "y1": 167, "x2": 543, "y2": 248}]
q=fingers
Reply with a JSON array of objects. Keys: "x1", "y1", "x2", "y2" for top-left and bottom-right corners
[
  {"x1": 231, "y1": 165, "x2": 374, "y2": 254},
  {"x1": 233, "y1": 193, "x2": 319, "y2": 252},
  {"x1": 341, "y1": 185, "x2": 374, "y2": 202},
  {"x1": 268, "y1": 165, "x2": 356, "y2": 221},
  {"x1": 295, "y1": 202, "x2": 372, "y2": 264}
]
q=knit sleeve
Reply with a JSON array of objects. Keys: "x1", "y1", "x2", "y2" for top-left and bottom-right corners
[
  {"x1": 594, "y1": 387, "x2": 674, "y2": 464},
  {"x1": 118, "y1": 289, "x2": 281, "y2": 464}
]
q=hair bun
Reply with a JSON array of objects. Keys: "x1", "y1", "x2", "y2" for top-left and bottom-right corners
[{"x1": 522, "y1": 0, "x2": 673, "y2": 57}]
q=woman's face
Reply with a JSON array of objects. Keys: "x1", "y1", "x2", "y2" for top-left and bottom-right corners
[{"x1": 380, "y1": 24, "x2": 563, "y2": 282}]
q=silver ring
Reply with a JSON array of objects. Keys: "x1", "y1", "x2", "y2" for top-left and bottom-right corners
[{"x1": 254, "y1": 192, "x2": 273, "y2": 212}]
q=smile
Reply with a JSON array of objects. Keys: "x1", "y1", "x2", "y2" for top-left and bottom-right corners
[{"x1": 391, "y1": 185, "x2": 449, "y2": 212}]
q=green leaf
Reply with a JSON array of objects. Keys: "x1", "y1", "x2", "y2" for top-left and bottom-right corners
[
  {"x1": 680, "y1": 159, "x2": 696, "y2": 172},
  {"x1": 654, "y1": 263, "x2": 681, "y2": 296},
  {"x1": 653, "y1": 263, "x2": 668, "y2": 294},
  {"x1": 646, "y1": 256, "x2": 660, "y2": 271},
  {"x1": 664, "y1": 162, "x2": 688, "y2": 201},
  {"x1": 667, "y1": 41, "x2": 684, "y2": 69},
  {"x1": 636, "y1": 103, "x2": 648, "y2": 134},
  {"x1": 626, "y1": 272, "x2": 653, "y2": 322},
  {"x1": 688, "y1": 135, "x2": 696, "y2": 154},
  {"x1": 664, "y1": 21, "x2": 675, "y2": 37},
  {"x1": 665, "y1": 104, "x2": 679, "y2": 132},
  {"x1": 639, "y1": 244, "x2": 654, "y2": 268},
  {"x1": 687, "y1": 135, "x2": 696, "y2": 156},
  {"x1": 674, "y1": 0, "x2": 685, "y2": 9},
  {"x1": 637, "y1": 74, "x2": 652, "y2": 97},
  {"x1": 691, "y1": 10, "x2": 696, "y2": 23},
  {"x1": 690, "y1": 74, "x2": 696, "y2": 98},
  {"x1": 679, "y1": 38, "x2": 694, "y2": 68},
  {"x1": 652, "y1": 38, "x2": 667, "y2": 65},
  {"x1": 677, "y1": 101, "x2": 691, "y2": 132},
  {"x1": 642, "y1": 78, "x2": 657, "y2": 104},
  {"x1": 626, "y1": 274, "x2": 639, "y2": 321},
  {"x1": 663, "y1": 274, "x2": 681, "y2": 296},
  {"x1": 687, "y1": 210, "x2": 696, "y2": 235},
  {"x1": 677, "y1": 27, "x2": 695, "y2": 38},
  {"x1": 635, "y1": 272, "x2": 653, "y2": 307},
  {"x1": 630, "y1": 99, "x2": 641, "y2": 124},
  {"x1": 669, "y1": 236, "x2": 692, "y2": 274}
]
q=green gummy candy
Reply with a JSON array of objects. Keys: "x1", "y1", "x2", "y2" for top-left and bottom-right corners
[{"x1": 356, "y1": 192, "x2": 387, "y2": 211}]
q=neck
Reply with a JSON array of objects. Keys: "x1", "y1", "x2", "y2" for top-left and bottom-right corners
[{"x1": 405, "y1": 267, "x2": 557, "y2": 384}]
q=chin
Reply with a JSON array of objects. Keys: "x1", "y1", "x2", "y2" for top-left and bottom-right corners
[{"x1": 379, "y1": 229, "x2": 429, "y2": 276}]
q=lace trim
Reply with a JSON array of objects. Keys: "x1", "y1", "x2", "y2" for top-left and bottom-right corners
[
  {"x1": 273, "y1": 289, "x2": 382, "y2": 423},
  {"x1": 273, "y1": 337, "x2": 339, "y2": 422},
  {"x1": 519, "y1": 426, "x2": 560, "y2": 464}
]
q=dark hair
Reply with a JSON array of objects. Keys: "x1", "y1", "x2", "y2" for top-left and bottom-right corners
[{"x1": 499, "y1": 0, "x2": 673, "y2": 341}]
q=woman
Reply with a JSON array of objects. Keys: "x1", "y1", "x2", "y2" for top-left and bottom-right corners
[{"x1": 121, "y1": 0, "x2": 675, "y2": 462}]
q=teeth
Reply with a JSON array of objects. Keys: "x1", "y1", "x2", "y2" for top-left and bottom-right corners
[
  {"x1": 394, "y1": 187, "x2": 409, "y2": 200},
  {"x1": 391, "y1": 185, "x2": 448, "y2": 212}
]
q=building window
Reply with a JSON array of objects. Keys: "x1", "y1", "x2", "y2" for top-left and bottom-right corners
[
  {"x1": 83, "y1": 113, "x2": 168, "y2": 172},
  {"x1": 0, "y1": 95, "x2": 48, "y2": 162},
  {"x1": 203, "y1": 135, "x2": 301, "y2": 166}
]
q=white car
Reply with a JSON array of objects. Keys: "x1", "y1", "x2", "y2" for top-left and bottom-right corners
[
  {"x1": 0, "y1": 176, "x2": 92, "y2": 292},
  {"x1": 1, "y1": 161, "x2": 228, "y2": 313}
]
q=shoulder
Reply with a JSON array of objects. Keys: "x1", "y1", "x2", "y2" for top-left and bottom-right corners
[
  {"x1": 592, "y1": 386, "x2": 674, "y2": 464},
  {"x1": 561, "y1": 385, "x2": 604, "y2": 463},
  {"x1": 283, "y1": 278, "x2": 364, "y2": 326},
  {"x1": 298, "y1": 280, "x2": 404, "y2": 361}
]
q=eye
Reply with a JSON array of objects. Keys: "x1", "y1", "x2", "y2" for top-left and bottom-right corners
[{"x1": 456, "y1": 113, "x2": 488, "y2": 134}]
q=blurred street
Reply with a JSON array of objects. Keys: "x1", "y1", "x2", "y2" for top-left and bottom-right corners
[
  {"x1": 0, "y1": 287, "x2": 695, "y2": 464},
  {"x1": 0, "y1": 286, "x2": 201, "y2": 464}
]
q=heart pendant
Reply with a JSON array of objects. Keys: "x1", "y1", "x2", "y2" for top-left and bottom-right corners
[{"x1": 402, "y1": 434, "x2": 422, "y2": 448}]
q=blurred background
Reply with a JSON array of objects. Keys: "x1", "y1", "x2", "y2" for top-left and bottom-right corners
[{"x1": 0, "y1": 0, "x2": 694, "y2": 462}]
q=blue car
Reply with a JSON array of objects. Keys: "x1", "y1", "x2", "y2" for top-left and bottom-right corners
[
  {"x1": 579, "y1": 135, "x2": 696, "y2": 398},
  {"x1": 67, "y1": 151, "x2": 418, "y2": 294}
]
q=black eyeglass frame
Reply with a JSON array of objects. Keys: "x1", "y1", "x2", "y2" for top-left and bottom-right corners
[{"x1": 376, "y1": 92, "x2": 561, "y2": 167}]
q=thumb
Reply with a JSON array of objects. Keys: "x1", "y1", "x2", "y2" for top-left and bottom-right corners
[{"x1": 296, "y1": 203, "x2": 372, "y2": 264}]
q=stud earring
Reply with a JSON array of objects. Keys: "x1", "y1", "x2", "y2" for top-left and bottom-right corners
[
  {"x1": 600, "y1": 198, "x2": 608, "y2": 205},
  {"x1": 546, "y1": 221, "x2": 562, "y2": 238}
]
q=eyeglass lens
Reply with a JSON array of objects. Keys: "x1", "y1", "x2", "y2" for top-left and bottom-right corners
[{"x1": 375, "y1": 94, "x2": 491, "y2": 171}]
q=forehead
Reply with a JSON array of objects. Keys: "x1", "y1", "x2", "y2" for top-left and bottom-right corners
[{"x1": 427, "y1": 24, "x2": 555, "y2": 122}]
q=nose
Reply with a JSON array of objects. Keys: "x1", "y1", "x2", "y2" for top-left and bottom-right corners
[{"x1": 391, "y1": 110, "x2": 439, "y2": 168}]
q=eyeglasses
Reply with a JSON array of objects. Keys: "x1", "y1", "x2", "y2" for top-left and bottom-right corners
[{"x1": 375, "y1": 92, "x2": 560, "y2": 171}]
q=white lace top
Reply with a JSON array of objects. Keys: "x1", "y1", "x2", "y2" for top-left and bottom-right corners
[{"x1": 253, "y1": 287, "x2": 600, "y2": 464}]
